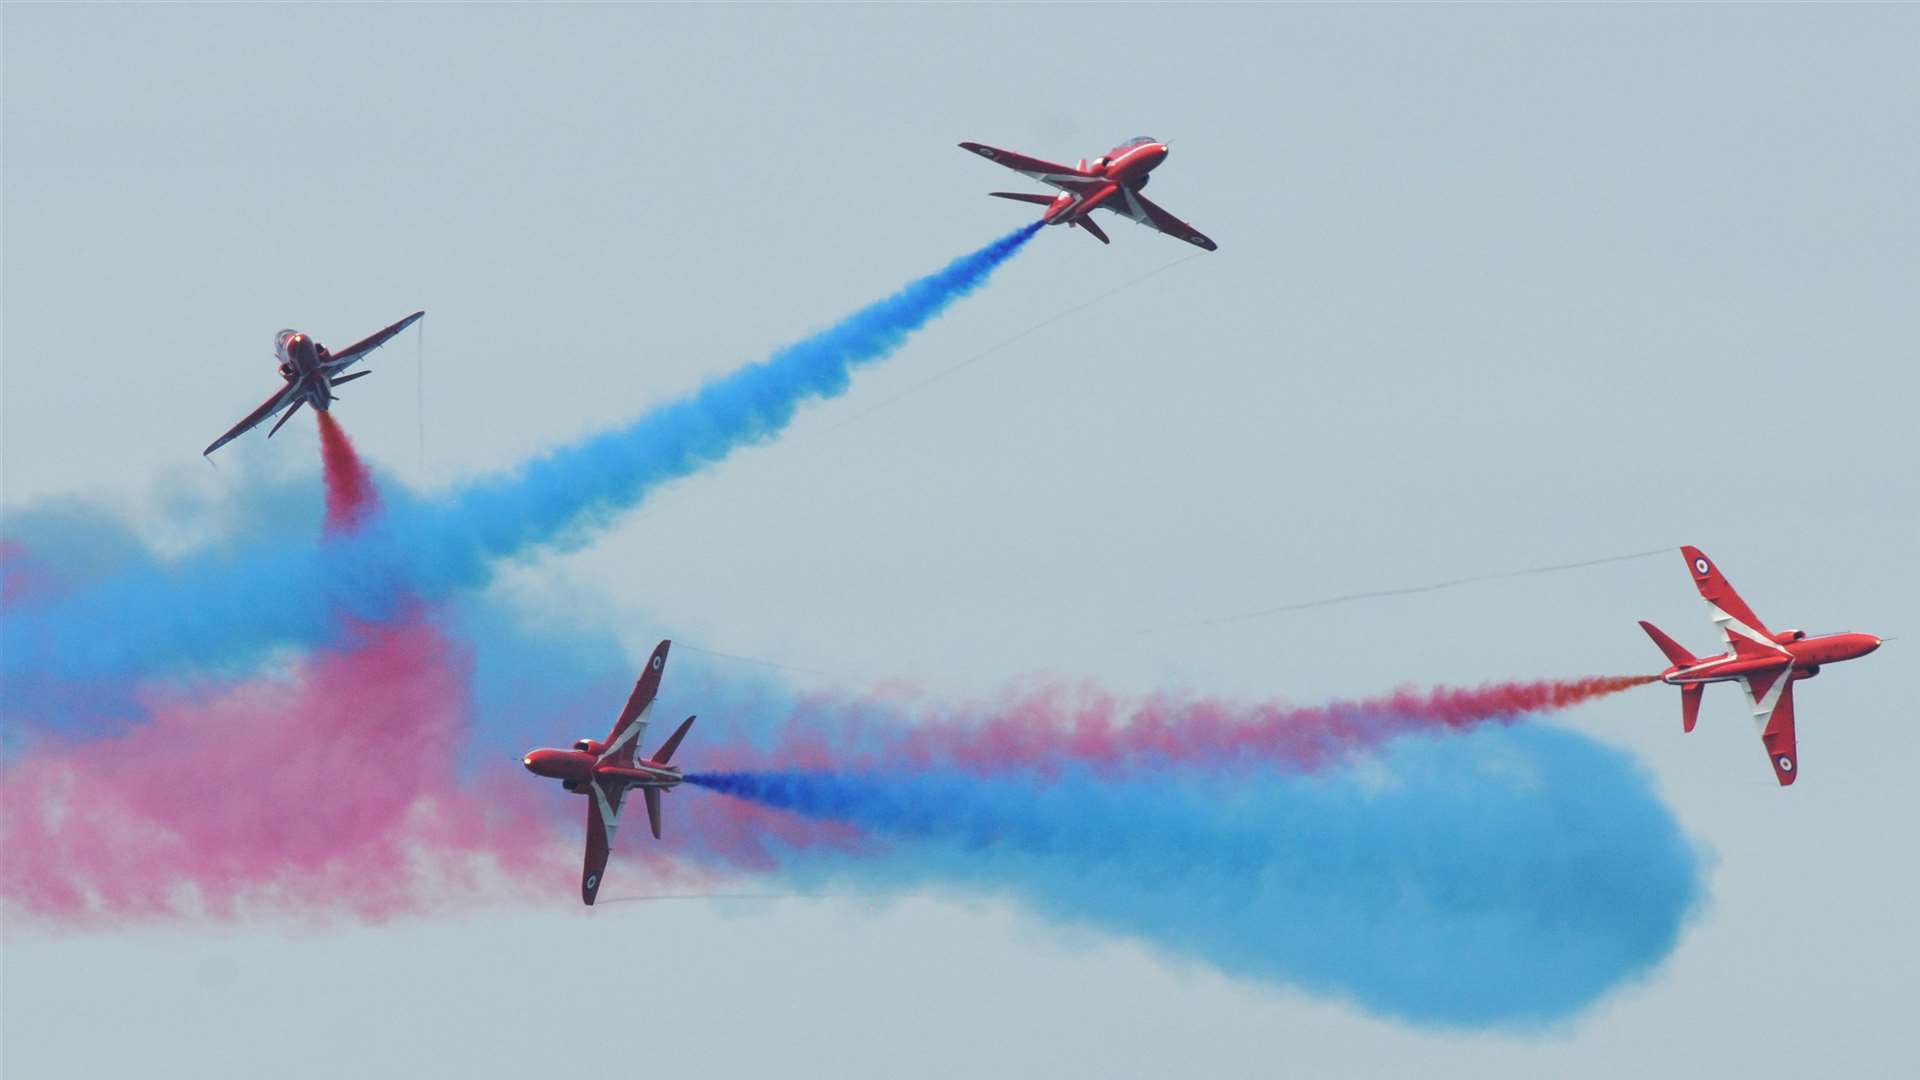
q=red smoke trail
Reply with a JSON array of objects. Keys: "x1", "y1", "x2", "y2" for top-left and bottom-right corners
[
  {"x1": 717, "y1": 674, "x2": 1659, "y2": 778},
  {"x1": 316, "y1": 411, "x2": 378, "y2": 534},
  {"x1": 0, "y1": 616, "x2": 649, "y2": 922}
]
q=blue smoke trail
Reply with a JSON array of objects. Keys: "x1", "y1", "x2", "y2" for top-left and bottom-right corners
[
  {"x1": 687, "y1": 723, "x2": 1703, "y2": 1029},
  {"x1": 1, "y1": 224, "x2": 1041, "y2": 690}
]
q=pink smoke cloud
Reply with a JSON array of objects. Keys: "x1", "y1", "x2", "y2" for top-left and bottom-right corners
[{"x1": 0, "y1": 616, "x2": 629, "y2": 923}]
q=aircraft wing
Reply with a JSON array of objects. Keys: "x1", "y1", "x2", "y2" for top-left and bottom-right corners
[
  {"x1": 1681, "y1": 546, "x2": 1787, "y2": 661},
  {"x1": 959, "y1": 142, "x2": 1104, "y2": 194},
  {"x1": 323, "y1": 310, "x2": 425, "y2": 374},
  {"x1": 598, "y1": 640, "x2": 671, "y2": 767},
  {"x1": 1100, "y1": 187, "x2": 1218, "y2": 251},
  {"x1": 582, "y1": 780, "x2": 628, "y2": 905},
  {"x1": 1738, "y1": 669, "x2": 1799, "y2": 786},
  {"x1": 203, "y1": 382, "x2": 299, "y2": 456}
]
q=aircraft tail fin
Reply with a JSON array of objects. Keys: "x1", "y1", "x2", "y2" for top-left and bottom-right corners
[
  {"x1": 989, "y1": 191, "x2": 1056, "y2": 206},
  {"x1": 653, "y1": 715, "x2": 695, "y2": 765},
  {"x1": 1639, "y1": 620, "x2": 1699, "y2": 667},
  {"x1": 643, "y1": 787, "x2": 664, "y2": 840}
]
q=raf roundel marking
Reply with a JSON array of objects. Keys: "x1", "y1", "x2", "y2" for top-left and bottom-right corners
[
  {"x1": 1777, "y1": 755, "x2": 1794, "y2": 773},
  {"x1": 1694, "y1": 558, "x2": 1711, "y2": 575},
  {"x1": 585, "y1": 874, "x2": 598, "y2": 889},
  {"x1": 651, "y1": 655, "x2": 663, "y2": 671}
]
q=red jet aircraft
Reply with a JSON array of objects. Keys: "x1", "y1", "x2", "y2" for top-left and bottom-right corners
[
  {"x1": 522, "y1": 640, "x2": 696, "y2": 904},
  {"x1": 960, "y1": 137, "x2": 1218, "y2": 250},
  {"x1": 203, "y1": 310, "x2": 425, "y2": 456},
  {"x1": 1639, "y1": 546, "x2": 1881, "y2": 786}
]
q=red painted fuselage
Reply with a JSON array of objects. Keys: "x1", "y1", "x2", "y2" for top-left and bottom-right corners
[
  {"x1": 1657, "y1": 631, "x2": 1882, "y2": 686},
  {"x1": 522, "y1": 747, "x2": 683, "y2": 791},
  {"x1": 277, "y1": 331, "x2": 338, "y2": 414},
  {"x1": 1035, "y1": 139, "x2": 1171, "y2": 226}
]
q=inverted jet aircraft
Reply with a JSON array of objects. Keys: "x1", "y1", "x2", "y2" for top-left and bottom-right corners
[
  {"x1": 522, "y1": 640, "x2": 696, "y2": 904},
  {"x1": 202, "y1": 310, "x2": 425, "y2": 456},
  {"x1": 960, "y1": 137, "x2": 1218, "y2": 250},
  {"x1": 1639, "y1": 546, "x2": 1881, "y2": 786}
]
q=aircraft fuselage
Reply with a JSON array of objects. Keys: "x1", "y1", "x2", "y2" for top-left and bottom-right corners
[
  {"x1": 1042, "y1": 139, "x2": 1170, "y2": 226},
  {"x1": 1659, "y1": 631, "x2": 1881, "y2": 685},
  {"x1": 522, "y1": 747, "x2": 683, "y2": 792},
  {"x1": 275, "y1": 331, "x2": 336, "y2": 412}
]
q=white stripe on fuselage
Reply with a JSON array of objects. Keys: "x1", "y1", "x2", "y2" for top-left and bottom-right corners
[{"x1": 1669, "y1": 654, "x2": 1745, "y2": 682}]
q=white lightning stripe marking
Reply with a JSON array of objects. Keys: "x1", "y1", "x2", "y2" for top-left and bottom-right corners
[
  {"x1": 1707, "y1": 603, "x2": 1789, "y2": 655},
  {"x1": 1739, "y1": 671, "x2": 1790, "y2": 741},
  {"x1": 1743, "y1": 674, "x2": 1781, "y2": 719},
  {"x1": 592, "y1": 781, "x2": 621, "y2": 839},
  {"x1": 598, "y1": 700, "x2": 652, "y2": 763}
]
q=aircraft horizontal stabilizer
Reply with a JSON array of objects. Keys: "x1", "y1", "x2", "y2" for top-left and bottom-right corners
[
  {"x1": 643, "y1": 787, "x2": 664, "y2": 840},
  {"x1": 267, "y1": 398, "x2": 305, "y2": 438},
  {"x1": 1681, "y1": 683, "x2": 1703, "y2": 733},
  {"x1": 331, "y1": 370, "x2": 372, "y2": 387}
]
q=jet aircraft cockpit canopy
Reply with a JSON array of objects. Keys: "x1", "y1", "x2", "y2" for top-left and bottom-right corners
[
  {"x1": 274, "y1": 329, "x2": 303, "y2": 356},
  {"x1": 1117, "y1": 135, "x2": 1158, "y2": 149}
]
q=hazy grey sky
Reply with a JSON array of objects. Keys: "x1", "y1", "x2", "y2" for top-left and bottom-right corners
[{"x1": 5, "y1": 5, "x2": 1916, "y2": 1077}]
